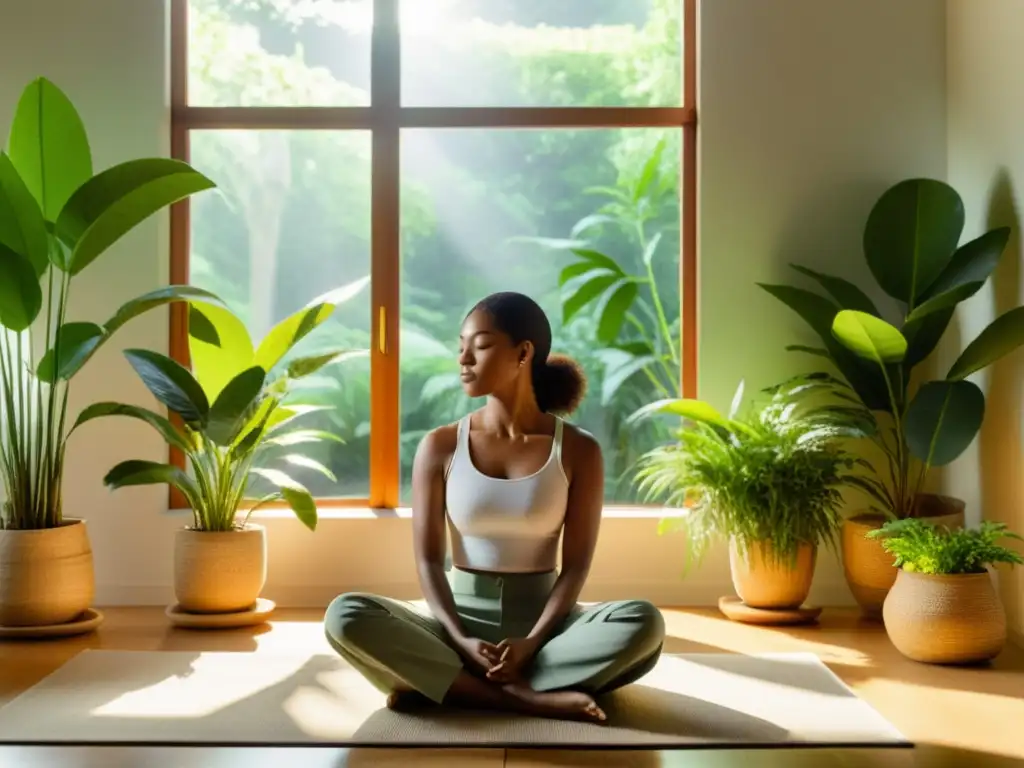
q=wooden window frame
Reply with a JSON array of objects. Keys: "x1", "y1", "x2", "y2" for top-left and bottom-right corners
[{"x1": 168, "y1": 0, "x2": 698, "y2": 511}]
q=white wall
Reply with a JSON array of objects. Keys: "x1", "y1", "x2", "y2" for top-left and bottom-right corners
[
  {"x1": 945, "y1": 0, "x2": 1024, "y2": 642},
  {"x1": 0, "y1": 0, "x2": 949, "y2": 609}
]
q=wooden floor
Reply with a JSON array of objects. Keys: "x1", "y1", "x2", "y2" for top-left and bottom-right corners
[{"x1": 0, "y1": 606, "x2": 1021, "y2": 767}]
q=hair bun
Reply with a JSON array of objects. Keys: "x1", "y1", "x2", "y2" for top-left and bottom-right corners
[{"x1": 535, "y1": 354, "x2": 587, "y2": 415}]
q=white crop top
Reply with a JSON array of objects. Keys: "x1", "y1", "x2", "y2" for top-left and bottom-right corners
[{"x1": 444, "y1": 415, "x2": 569, "y2": 573}]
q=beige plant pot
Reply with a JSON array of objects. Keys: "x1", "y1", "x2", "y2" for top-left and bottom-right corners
[
  {"x1": 0, "y1": 518, "x2": 95, "y2": 627},
  {"x1": 883, "y1": 568, "x2": 1006, "y2": 664},
  {"x1": 842, "y1": 494, "x2": 966, "y2": 618},
  {"x1": 729, "y1": 538, "x2": 817, "y2": 610},
  {"x1": 173, "y1": 524, "x2": 267, "y2": 614}
]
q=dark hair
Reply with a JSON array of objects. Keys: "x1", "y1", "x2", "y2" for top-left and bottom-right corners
[{"x1": 470, "y1": 292, "x2": 587, "y2": 415}]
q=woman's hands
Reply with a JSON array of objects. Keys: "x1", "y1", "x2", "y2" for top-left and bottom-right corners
[
  {"x1": 452, "y1": 634, "x2": 542, "y2": 683},
  {"x1": 452, "y1": 635, "x2": 502, "y2": 676}
]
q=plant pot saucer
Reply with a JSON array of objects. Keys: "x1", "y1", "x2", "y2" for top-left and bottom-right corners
[
  {"x1": 0, "y1": 608, "x2": 104, "y2": 640},
  {"x1": 165, "y1": 597, "x2": 276, "y2": 630},
  {"x1": 718, "y1": 596, "x2": 822, "y2": 626}
]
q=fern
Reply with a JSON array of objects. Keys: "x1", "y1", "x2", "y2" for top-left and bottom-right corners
[{"x1": 865, "y1": 518, "x2": 1024, "y2": 574}]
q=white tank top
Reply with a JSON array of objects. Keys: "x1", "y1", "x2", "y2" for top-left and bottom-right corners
[{"x1": 444, "y1": 415, "x2": 569, "y2": 573}]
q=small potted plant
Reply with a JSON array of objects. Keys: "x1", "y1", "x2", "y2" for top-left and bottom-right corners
[
  {"x1": 0, "y1": 77, "x2": 216, "y2": 634},
  {"x1": 71, "y1": 286, "x2": 366, "y2": 619},
  {"x1": 633, "y1": 376, "x2": 868, "y2": 616},
  {"x1": 868, "y1": 518, "x2": 1023, "y2": 664}
]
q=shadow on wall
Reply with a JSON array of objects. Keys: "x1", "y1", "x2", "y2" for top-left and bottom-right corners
[{"x1": 978, "y1": 168, "x2": 1024, "y2": 638}]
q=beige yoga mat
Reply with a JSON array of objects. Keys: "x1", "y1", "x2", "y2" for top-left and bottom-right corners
[{"x1": 0, "y1": 650, "x2": 909, "y2": 749}]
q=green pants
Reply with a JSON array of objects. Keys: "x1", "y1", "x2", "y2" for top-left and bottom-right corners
[{"x1": 323, "y1": 568, "x2": 666, "y2": 705}]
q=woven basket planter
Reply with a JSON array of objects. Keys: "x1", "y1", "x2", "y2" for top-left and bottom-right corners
[
  {"x1": 729, "y1": 538, "x2": 817, "y2": 610},
  {"x1": 174, "y1": 524, "x2": 267, "y2": 614},
  {"x1": 883, "y1": 568, "x2": 1006, "y2": 664}
]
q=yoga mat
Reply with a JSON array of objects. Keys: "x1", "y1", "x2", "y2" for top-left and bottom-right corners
[{"x1": 0, "y1": 650, "x2": 910, "y2": 749}]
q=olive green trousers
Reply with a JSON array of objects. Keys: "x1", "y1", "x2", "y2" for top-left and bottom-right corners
[{"x1": 323, "y1": 568, "x2": 666, "y2": 704}]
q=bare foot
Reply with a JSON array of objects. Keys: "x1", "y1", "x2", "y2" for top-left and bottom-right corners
[
  {"x1": 504, "y1": 684, "x2": 607, "y2": 723},
  {"x1": 386, "y1": 689, "x2": 432, "y2": 712}
]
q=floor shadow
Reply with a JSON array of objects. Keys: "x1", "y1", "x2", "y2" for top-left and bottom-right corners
[{"x1": 676, "y1": 651, "x2": 858, "y2": 698}]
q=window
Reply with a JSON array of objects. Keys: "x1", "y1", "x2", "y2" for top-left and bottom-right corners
[{"x1": 170, "y1": 0, "x2": 697, "y2": 510}]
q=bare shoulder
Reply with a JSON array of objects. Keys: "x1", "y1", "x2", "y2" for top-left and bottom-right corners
[
  {"x1": 560, "y1": 421, "x2": 603, "y2": 477},
  {"x1": 414, "y1": 420, "x2": 461, "y2": 472}
]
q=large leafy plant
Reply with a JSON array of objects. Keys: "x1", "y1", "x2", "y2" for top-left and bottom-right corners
[
  {"x1": 72, "y1": 283, "x2": 367, "y2": 533},
  {"x1": 632, "y1": 376, "x2": 868, "y2": 572},
  {"x1": 0, "y1": 77, "x2": 217, "y2": 530},
  {"x1": 760, "y1": 178, "x2": 1024, "y2": 520},
  {"x1": 866, "y1": 518, "x2": 1023, "y2": 574}
]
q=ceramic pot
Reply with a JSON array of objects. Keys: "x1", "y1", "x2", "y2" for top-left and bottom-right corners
[
  {"x1": 173, "y1": 524, "x2": 267, "y2": 613},
  {"x1": 883, "y1": 568, "x2": 1006, "y2": 664},
  {"x1": 842, "y1": 494, "x2": 966, "y2": 618},
  {"x1": 0, "y1": 518, "x2": 95, "y2": 627},
  {"x1": 729, "y1": 538, "x2": 817, "y2": 610}
]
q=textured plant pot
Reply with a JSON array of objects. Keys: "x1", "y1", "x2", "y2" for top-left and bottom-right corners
[
  {"x1": 0, "y1": 518, "x2": 95, "y2": 627},
  {"x1": 174, "y1": 524, "x2": 267, "y2": 614},
  {"x1": 729, "y1": 538, "x2": 817, "y2": 610},
  {"x1": 842, "y1": 494, "x2": 966, "y2": 619},
  {"x1": 883, "y1": 568, "x2": 1006, "y2": 664}
]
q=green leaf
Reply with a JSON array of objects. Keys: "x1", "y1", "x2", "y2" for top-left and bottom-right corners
[
  {"x1": 562, "y1": 272, "x2": 619, "y2": 324},
  {"x1": 123, "y1": 349, "x2": 210, "y2": 426},
  {"x1": 947, "y1": 306, "x2": 1024, "y2": 380},
  {"x1": 55, "y1": 158, "x2": 215, "y2": 275},
  {"x1": 264, "y1": 429, "x2": 344, "y2": 448},
  {"x1": 188, "y1": 302, "x2": 255, "y2": 401},
  {"x1": 254, "y1": 304, "x2": 334, "y2": 373},
  {"x1": 206, "y1": 367, "x2": 267, "y2": 445},
  {"x1": 558, "y1": 261, "x2": 604, "y2": 286},
  {"x1": 598, "y1": 349, "x2": 657, "y2": 405},
  {"x1": 286, "y1": 349, "x2": 365, "y2": 379},
  {"x1": 570, "y1": 214, "x2": 615, "y2": 239},
  {"x1": 0, "y1": 243, "x2": 42, "y2": 331},
  {"x1": 903, "y1": 307, "x2": 954, "y2": 368},
  {"x1": 570, "y1": 248, "x2": 625, "y2": 276},
  {"x1": 0, "y1": 153, "x2": 48, "y2": 276},
  {"x1": 919, "y1": 227, "x2": 1010, "y2": 301},
  {"x1": 103, "y1": 459, "x2": 201, "y2": 508},
  {"x1": 905, "y1": 281, "x2": 984, "y2": 326},
  {"x1": 790, "y1": 264, "x2": 880, "y2": 315},
  {"x1": 728, "y1": 380, "x2": 746, "y2": 419},
  {"x1": 281, "y1": 454, "x2": 337, "y2": 482},
  {"x1": 249, "y1": 468, "x2": 317, "y2": 531},
  {"x1": 71, "y1": 402, "x2": 191, "y2": 453},
  {"x1": 6, "y1": 77, "x2": 92, "y2": 221},
  {"x1": 596, "y1": 279, "x2": 638, "y2": 344},
  {"x1": 905, "y1": 380, "x2": 985, "y2": 467},
  {"x1": 863, "y1": 178, "x2": 964, "y2": 306},
  {"x1": 628, "y1": 398, "x2": 728, "y2": 428},
  {"x1": 37, "y1": 322, "x2": 105, "y2": 382},
  {"x1": 106, "y1": 284, "x2": 226, "y2": 333},
  {"x1": 832, "y1": 310, "x2": 907, "y2": 364}
]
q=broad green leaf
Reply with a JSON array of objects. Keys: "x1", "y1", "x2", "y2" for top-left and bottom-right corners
[
  {"x1": 280, "y1": 454, "x2": 337, "y2": 482},
  {"x1": 123, "y1": 348, "x2": 210, "y2": 426},
  {"x1": 206, "y1": 366, "x2": 267, "y2": 445},
  {"x1": 786, "y1": 344, "x2": 831, "y2": 360},
  {"x1": 0, "y1": 153, "x2": 48, "y2": 276},
  {"x1": 55, "y1": 158, "x2": 215, "y2": 274},
  {"x1": 863, "y1": 178, "x2": 964, "y2": 305},
  {"x1": 596, "y1": 279, "x2": 637, "y2": 344},
  {"x1": 562, "y1": 272, "x2": 619, "y2": 324},
  {"x1": 597, "y1": 349, "x2": 657, "y2": 405},
  {"x1": 789, "y1": 264, "x2": 880, "y2": 315},
  {"x1": 71, "y1": 402, "x2": 191, "y2": 453},
  {"x1": 6, "y1": 78, "x2": 92, "y2": 221},
  {"x1": 286, "y1": 348, "x2": 364, "y2": 378},
  {"x1": 264, "y1": 429, "x2": 345, "y2": 448},
  {"x1": 558, "y1": 261, "x2": 607, "y2": 286},
  {"x1": 249, "y1": 467, "x2": 317, "y2": 531},
  {"x1": 254, "y1": 303, "x2": 335, "y2": 373},
  {"x1": 0, "y1": 243, "x2": 42, "y2": 331},
  {"x1": 904, "y1": 281, "x2": 982, "y2": 327},
  {"x1": 106, "y1": 284, "x2": 225, "y2": 333},
  {"x1": 188, "y1": 302, "x2": 255, "y2": 400},
  {"x1": 571, "y1": 248, "x2": 625, "y2": 276},
  {"x1": 305, "y1": 275, "x2": 370, "y2": 308},
  {"x1": 919, "y1": 227, "x2": 1010, "y2": 301},
  {"x1": 832, "y1": 310, "x2": 907, "y2": 364},
  {"x1": 903, "y1": 307, "x2": 954, "y2": 368},
  {"x1": 570, "y1": 213, "x2": 615, "y2": 238},
  {"x1": 103, "y1": 459, "x2": 201, "y2": 509},
  {"x1": 36, "y1": 322, "x2": 105, "y2": 382},
  {"x1": 628, "y1": 397, "x2": 727, "y2": 428},
  {"x1": 948, "y1": 306, "x2": 1024, "y2": 380},
  {"x1": 905, "y1": 380, "x2": 985, "y2": 467}
]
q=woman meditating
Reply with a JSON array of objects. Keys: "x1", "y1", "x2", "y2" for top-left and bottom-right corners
[{"x1": 324, "y1": 291, "x2": 666, "y2": 722}]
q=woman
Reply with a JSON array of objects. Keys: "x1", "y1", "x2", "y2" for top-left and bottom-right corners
[{"x1": 324, "y1": 291, "x2": 666, "y2": 722}]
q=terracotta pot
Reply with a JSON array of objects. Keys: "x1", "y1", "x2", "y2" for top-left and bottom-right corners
[
  {"x1": 883, "y1": 568, "x2": 1006, "y2": 664},
  {"x1": 729, "y1": 538, "x2": 817, "y2": 609},
  {"x1": 0, "y1": 518, "x2": 95, "y2": 627},
  {"x1": 842, "y1": 494, "x2": 966, "y2": 618},
  {"x1": 173, "y1": 524, "x2": 267, "y2": 614}
]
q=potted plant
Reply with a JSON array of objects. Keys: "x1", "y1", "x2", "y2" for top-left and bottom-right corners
[
  {"x1": 759, "y1": 177, "x2": 1024, "y2": 615},
  {"x1": 0, "y1": 77, "x2": 217, "y2": 631},
  {"x1": 632, "y1": 377, "x2": 867, "y2": 614},
  {"x1": 71, "y1": 288, "x2": 365, "y2": 616},
  {"x1": 868, "y1": 518, "x2": 1023, "y2": 664}
]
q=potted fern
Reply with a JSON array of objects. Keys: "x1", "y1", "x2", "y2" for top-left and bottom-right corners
[
  {"x1": 71, "y1": 286, "x2": 366, "y2": 617},
  {"x1": 868, "y1": 519, "x2": 1023, "y2": 664},
  {"x1": 0, "y1": 77, "x2": 216, "y2": 631},
  {"x1": 633, "y1": 376, "x2": 867, "y2": 614}
]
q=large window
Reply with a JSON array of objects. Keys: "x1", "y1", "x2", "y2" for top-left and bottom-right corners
[{"x1": 170, "y1": 0, "x2": 697, "y2": 510}]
